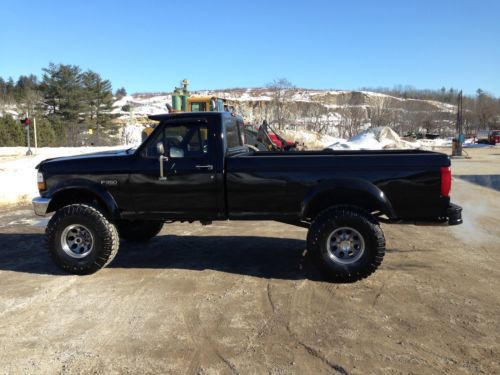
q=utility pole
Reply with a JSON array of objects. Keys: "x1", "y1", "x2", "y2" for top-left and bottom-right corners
[
  {"x1": 25, "y1": 111, "x2": 33, "y2": 156},
  {"x1": 452, "y1": 91, "x2": 464, "y2": 157},
  {"x1": 34, "y1": 117, "x2": 38, "y2": 151}
]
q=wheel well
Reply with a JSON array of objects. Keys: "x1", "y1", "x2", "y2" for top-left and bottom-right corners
[
  {"x1": 303, "y1": 190, "x2": 387, "y2": 220},
  {"x1": 47, "y1": 189, "x2": 109, "y2": 217}
]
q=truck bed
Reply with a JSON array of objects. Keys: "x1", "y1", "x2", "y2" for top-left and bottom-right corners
[{"x1": 226, "y1": 149, "x2": 451, "y2": 220}]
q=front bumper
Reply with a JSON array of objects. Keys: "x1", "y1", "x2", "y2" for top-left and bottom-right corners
[{"x1": 32, "y1": 197, "x2": 51, "y2": 216}]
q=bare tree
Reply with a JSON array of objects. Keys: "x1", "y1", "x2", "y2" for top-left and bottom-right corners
[
  {"x1": 337, "y1": 105, "x2": 365, "y2": 138},
  {"x1": 369, "y1": 96, "x2": 392, "y2": 128},
  {"x1": 306, "y1": 103, "x2": 328, "y2": 133},
  {"x1": 475, "y1": 89, "x2": 497, "y2": 129},
  {"x1": 266, "y1": 78, "x2": 295, "y2": 130},
  {"x1": 461, "y1": 96, "x2": 476, "y2": 136}
]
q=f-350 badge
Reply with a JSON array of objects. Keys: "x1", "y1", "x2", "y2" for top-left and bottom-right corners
[{"x1": 100, "y1": 180, "x2": 118, "y2": 186}]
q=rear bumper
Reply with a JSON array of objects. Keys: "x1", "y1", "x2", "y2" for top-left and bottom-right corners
[
  {"x1": 446, "y1": 203, "x2": 463, "y2": 226},
  {"x1": 32, "y1": 197, "x2": 51, "y2": 216},
  {"x1": 385, "y1": 203, "x2": 463, "y2": 226}
]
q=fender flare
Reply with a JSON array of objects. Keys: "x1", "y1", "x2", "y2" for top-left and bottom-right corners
[
  {"x1": 300, "y1": 178, "x2": 396, "y2": 220},
  {"x1": 46, "y1": 179, "x2": 120, "y2": 218}
]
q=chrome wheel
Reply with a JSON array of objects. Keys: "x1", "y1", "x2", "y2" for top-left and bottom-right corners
[
  {"x1": 60, "y1": 224, "x2": 94, "y2": 259},
  {"x1": 326, "y1": 227, "x2": 365, "y2": 265}
]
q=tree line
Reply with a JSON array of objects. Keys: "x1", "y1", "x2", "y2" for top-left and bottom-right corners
[
  {"x1": 0, "y1": 64, "x2": 127, "y2": 147},
  {"x1": 260, "y1": 80, "x2": 500, "y2": 138},
  {"x1": 360, "y1": 85, "x2": 500, "y2": 135}
]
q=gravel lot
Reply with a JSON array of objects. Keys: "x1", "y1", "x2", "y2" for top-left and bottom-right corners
[{"x1": 0, "y1": 147, "x2": 499, "y2": 374}]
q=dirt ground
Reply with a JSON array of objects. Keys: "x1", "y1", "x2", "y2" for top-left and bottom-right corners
[{"x1": 0, "y1": 147, "x2": 499, "y2": 374}]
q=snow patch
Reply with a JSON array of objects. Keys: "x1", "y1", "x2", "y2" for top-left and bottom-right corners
[
  {"x1": 328, "y1": 127, "x2": 421, "y2": 150},
  {"x1": 0, "y1": 147, "x2": 124, "y2": 205},
  {"x1": 282, "y1": 129, "x2": 343, "y2": 149}
]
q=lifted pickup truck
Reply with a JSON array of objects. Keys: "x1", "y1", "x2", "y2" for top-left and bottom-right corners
[{"x1": 33, "y1": 112, "x2": 462, "y2": 282}]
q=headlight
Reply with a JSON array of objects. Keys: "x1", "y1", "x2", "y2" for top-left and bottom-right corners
[{"x1": 37, "y1": 171, "x2": 46, "y2": 191}]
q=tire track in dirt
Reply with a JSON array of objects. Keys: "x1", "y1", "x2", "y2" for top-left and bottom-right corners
[
  {"x1": 183, "y1": 309, "x2": 239, "y2": 375},
  {"x1": 80, "y1": 277, "x2": 151, "y2": 372},
  {"x1": 288, "y1": 280, "x2": 349, "y2": 374},
  {"x1": 0, "y1": 277, "x2": 76, "y2": 318},
  {"x1": 182, "y1": 284, "x2": 240, "y2": 374},
  {"x1": 252, "y1": 279, "x2": 349, "y2": 373},
  {"x1": 256, "y1": 282, "x2": 293, "y2": 339},
  {"x1": 371, "y1": 273, "x2": 396, "y2": 307},
  {"x1": 297, "y1": 341, "x2": 350, "y2": 374}
]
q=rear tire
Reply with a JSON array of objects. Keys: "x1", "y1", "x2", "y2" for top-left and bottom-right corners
[
  {"x1": 307, "y1": 205, "x2": 385, "y2": 282},
  {"x1": 116, "y1": 220, "x2": 164, "y2": 242},
  {"x1": 45, "y1": 204, "x2": 119, "y2": 275}
]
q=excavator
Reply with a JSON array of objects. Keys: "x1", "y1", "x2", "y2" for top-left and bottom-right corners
[{"x1": 142, "y1": 80, "x2": 237, "y2": 139}]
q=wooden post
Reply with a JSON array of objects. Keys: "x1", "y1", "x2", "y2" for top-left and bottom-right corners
[{"x1": 34, "y1": 117, "x2": 38, "y2": 150}]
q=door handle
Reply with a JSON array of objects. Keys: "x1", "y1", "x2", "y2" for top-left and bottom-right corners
[{"x1": 195, "y1": 164, "x2": 214, "y2": 171}]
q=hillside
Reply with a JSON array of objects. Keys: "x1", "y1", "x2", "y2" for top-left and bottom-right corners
[
  {"x1": 112, "y1": 88, "x2": 458, "y2": 140},
  {"x1": 1, "y1": 87, "x2": 462, "y2": 148}
]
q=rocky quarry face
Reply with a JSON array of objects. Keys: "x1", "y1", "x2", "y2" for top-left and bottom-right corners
[{"x1": 112, "y1": 88, "x2": 457, "y2": 144}]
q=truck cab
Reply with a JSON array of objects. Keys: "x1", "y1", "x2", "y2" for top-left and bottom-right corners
[{"x1": 130, "y1": 112, "x2": 245, "y2": 220}]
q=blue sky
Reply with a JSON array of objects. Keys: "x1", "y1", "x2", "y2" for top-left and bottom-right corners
[{"x1": 1, "y1": 0, "x2": 499, "y2": 95}]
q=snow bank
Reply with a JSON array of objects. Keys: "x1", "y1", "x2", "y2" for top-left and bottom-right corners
[
  {"x1": 418, "y1": 138, "x2": 452, "y2": 148},
  {"x1": 120, "y1": 123, "x2": 144, "y2": 146},
  {"x1": 282, "y1": 129, "x2": 343, "y2": 149},
  {"x1": 0, "y1": 147, "x2": 123, "y2": 205},
  {"x1": 111, "y1": 95, "x2": 171, "y2": 117},
  {"x1": 328, "y1": 127, "x2": 421, "y2": 150}
]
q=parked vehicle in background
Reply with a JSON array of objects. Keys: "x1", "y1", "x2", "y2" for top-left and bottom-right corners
[
  {"x1": 476, "y1": 130, "x2": 490, "y2": 144},
  {"x1": 488, "y1": 130, "x2": 500, "y2": 145},
  {"x1": 477, "y1": 129, "x2": 500, "y2": 145},
  {"x1": 243, "y1": 122, "x2": 297, "y2": 151}
]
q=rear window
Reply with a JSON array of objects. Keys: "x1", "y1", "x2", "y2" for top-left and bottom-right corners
[{"x1": 225, "y1": 118, "x2": 242, "y2": 149}]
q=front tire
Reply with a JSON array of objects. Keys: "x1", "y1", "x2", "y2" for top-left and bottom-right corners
[
  {"x1": 307, "y1": 206, "x2": 385, "y2": 282},
  {"x1": 45, "y1": 204, "x2": 119, "y2": 275},
  {"x1": 115, "y1": 220, "x2": 164, "y2": 242}
]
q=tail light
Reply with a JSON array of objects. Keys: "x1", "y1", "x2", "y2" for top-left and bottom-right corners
[{"x1": 440, "y1": 166, "x2": 451, "y2": 197}]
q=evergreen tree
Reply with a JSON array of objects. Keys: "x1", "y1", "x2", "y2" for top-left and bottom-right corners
[
  {"x1": 33, "y1": 117, "x2": 57, "y2": 146},
  {"x1": 115, "y1": 87, "x2": 127, "y2": 99},
  {"x1": 5, "y1": 77, "x2": 15, "y2": 102},
  {"x1": 40, "y1": 63, "x2": 85, "y2": 145},
  {"x1": 81, "y1": 70, "x2": 114, "y2": 145},
  {"x1": 0, "y1": 77, "x2": 6, "y2": 102},
  {"x1": 15, "y1": 74, "x2": 39, "y2": 102},
  {"x1": 0, "y1": 116, "x2": 25, "y2": 146}
]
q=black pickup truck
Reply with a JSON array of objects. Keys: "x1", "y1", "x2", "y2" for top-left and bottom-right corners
[{"x1": 33, "y1": 112, "x2": 462, "y2": 282}]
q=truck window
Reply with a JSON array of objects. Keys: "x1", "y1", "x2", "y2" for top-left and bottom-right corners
[
  {"x1": 143, "y1": 124, "x2": 208, "y2": 158},
  {"x1": 217, "y1": 99, "x2": 224, "y2": 111},
  {"x1": 225, "y1": 118, "x2": 242, "y2": 149},
  {"x1": 237, "y1": 119, "x2": 245, "y2": 145},
  {"x1": 190, "y1": 102, "x2": 207, "y2": 112}
]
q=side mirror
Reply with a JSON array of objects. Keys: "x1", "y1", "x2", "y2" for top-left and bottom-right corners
[
  {"x1": 157, "y1": 142, "x2": 168, "y2": 181},
  {"x1": 156, "y1": 142, "x2": 165, "y2": 156}
]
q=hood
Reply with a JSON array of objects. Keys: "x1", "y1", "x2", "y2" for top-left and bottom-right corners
[{"x1": 36, "y1": 148, "x2": 132, "y2": 169}]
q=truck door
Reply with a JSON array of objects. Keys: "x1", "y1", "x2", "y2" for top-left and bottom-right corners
[{"x1": 130, "y1": 120, "x2": 221, "y2": 219}]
